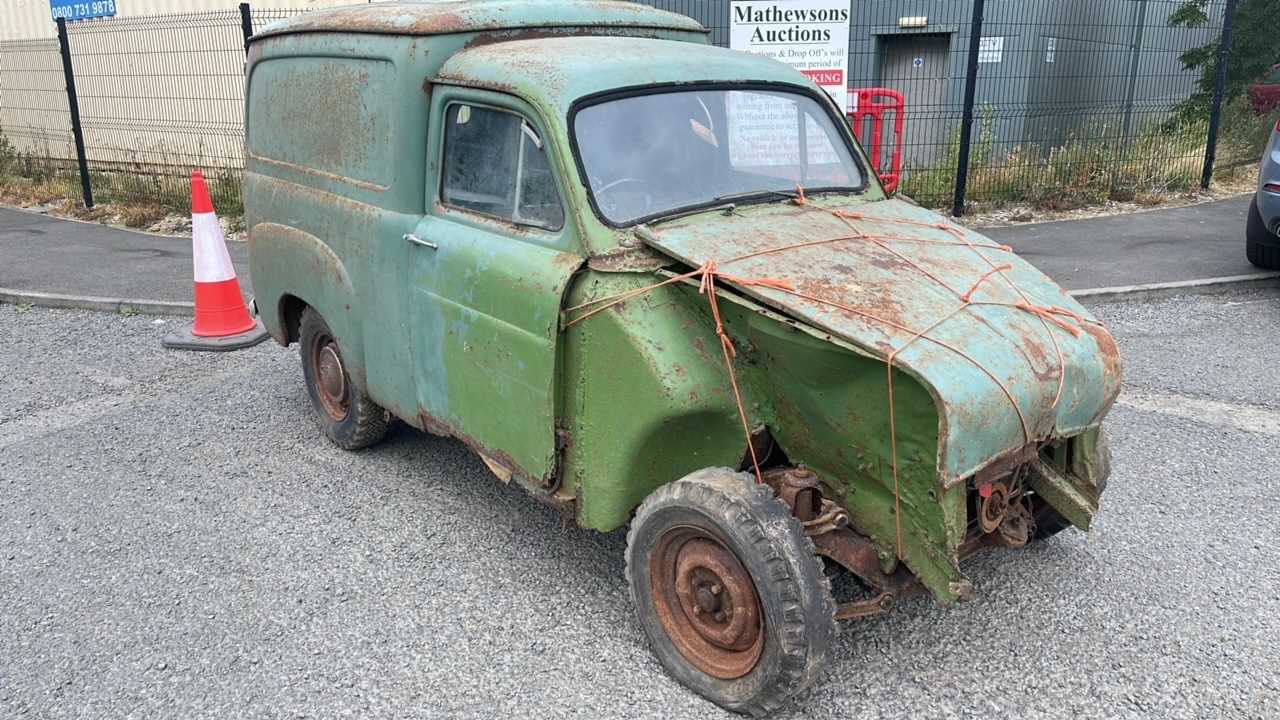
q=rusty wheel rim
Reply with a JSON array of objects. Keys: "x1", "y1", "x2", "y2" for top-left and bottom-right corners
[
  {"x1": 312, "y1": 335, "x2": 349, "y2": 422},
  {"x1": 649, "y1": 526, "x2": 764, "y2": 680}
]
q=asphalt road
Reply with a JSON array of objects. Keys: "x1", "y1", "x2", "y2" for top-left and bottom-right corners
[
  {"x1": 2, "y1": 290, "x2": 1278, "y2": 719},
  {"x1": 0, "y1": 195, "x2": 1260, "y2": 306},
  {"x1": 0, "y1": 206, "x2": 251, "y2": 302},
  {"x1": 982, "y1": 195, "x2": 1260, "y2": 290}
]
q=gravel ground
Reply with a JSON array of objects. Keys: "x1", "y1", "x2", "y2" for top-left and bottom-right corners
[{"x1": 1, "y1": 291, "x2": 1278, "y2": 719}]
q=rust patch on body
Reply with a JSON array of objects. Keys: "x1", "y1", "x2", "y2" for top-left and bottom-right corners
[
  {"x1": 1082, "y1": 321, "x2": 1122, "y2": 383},
  {"x1": 587, "y1": 246, "x2": 671, "y2": 273},
  {"x1": 415, "y1": 409, "x2": 563, "y2": 494},
  {"x1": 250, "y1": 3, "x2": 703, "y2": 44}
]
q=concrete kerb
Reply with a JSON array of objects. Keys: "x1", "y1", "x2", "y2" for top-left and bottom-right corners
[
  {"x1": 1069, "y1": 272, "x2": 1280, "y2": 303},
  {"x1": 0, "y1": 288, "x2": 194, "y2": 316}
]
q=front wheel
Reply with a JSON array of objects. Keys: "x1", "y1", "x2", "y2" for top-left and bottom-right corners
[
  {"x1": 625, "y1": 468, "x2": 835, "y2": 716},
  {"x1": 299, "y1": 307, "x2": 389, "y2": 450}
]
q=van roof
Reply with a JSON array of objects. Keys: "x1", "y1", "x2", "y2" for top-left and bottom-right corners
[
  {"x1": 435, "y1": 36, "x2": 815, "y2": 111},
  {"x1": 250, "y1": 0, "x2": 705, "y2": 42}
]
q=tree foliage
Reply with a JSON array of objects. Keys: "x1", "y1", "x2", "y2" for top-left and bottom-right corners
[{"x1": 1169, "y1": 0, "x2": 1280, "y2": 116}]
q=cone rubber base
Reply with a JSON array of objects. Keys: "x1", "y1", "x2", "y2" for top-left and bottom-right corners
[{"x1": 163, "y1": 318, "x2": 270, "y2": 352}]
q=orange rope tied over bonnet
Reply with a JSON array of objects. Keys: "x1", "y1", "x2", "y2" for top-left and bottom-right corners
[
  {"x1": 961, "y1": 264, "x2": 1014, "y2": 303},
  {"x1": 697, "y1": 261, "x2": 794, "y2": 485},
  {"x1": 784, "y1": 189, "x2": 1106, "y2": 551},
  {"x1": 565, "y1": 262, "x2": 793, "y2": 486},
  {"x1": 565, "y1": 185, "x2": 1102, "y2": 560}
]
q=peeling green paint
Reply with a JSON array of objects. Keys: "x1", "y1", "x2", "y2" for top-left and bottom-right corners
[{"x1": 246, "y1": 2, "x2": 1121, "y2": 607}]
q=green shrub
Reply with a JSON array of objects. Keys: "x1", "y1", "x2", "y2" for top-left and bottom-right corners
[{"x1": 0, "y1": 131, "x2": 16, "y2": 182}]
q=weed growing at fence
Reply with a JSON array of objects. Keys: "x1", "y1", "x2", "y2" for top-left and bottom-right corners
[
  {"x1": 0, "y1": 130, "x2": 81, "y2": 207},
  {"x1": 81, "y1": 137, "x2": 245, "y2": 217},
  {"x1": 0, "y1": 132, "x2": 16, "y2": 180},
  {"x1": 0, "y1": 127, "x2": 245, "y2": 220},
  {"x1": 901, "y1": 99, "x2": 1275, "y2": 211},
  {"x1": 1217, "y1": 99, "x2": 1280, "y2": 168}
]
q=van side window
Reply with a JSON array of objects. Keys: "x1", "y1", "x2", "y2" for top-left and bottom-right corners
[{"x1": 441, "y1": 104, "x2": 565, "y2": 232}]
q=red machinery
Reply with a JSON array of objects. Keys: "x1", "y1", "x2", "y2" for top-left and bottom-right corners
[{"x1": 848, "y1": 88, "x2": 905, "y2": 194}]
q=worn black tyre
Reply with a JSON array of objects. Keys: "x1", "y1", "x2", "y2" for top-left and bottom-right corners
[
  {"x1": 299, "y1": 307, "x2": 389, "y2": 450},
  {"x1": 1032, "y1": 431, "x2": 1112, "y2": 541},
  {"x1": 1246, "y1": 197, "x2": 1280, "y2": 270},
  {"x1": 625, "y1": 468, "x2": 836, "y2": 716}
]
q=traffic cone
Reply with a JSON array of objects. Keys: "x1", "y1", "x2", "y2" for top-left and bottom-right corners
[{"x1": 162, "y1": 170, "x2": 268, "y2": 351}]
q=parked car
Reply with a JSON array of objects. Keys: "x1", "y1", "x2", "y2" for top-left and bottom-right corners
[
  {"x1": 1246, "y1": 116, "x2": 1280, "y2": 269},
  {"x1": 245, "y1": 2, "x2": 1122, "y2": 714},
  {"x1": 1249, "y1": 63, "x2": 1280, "y2": 114}
]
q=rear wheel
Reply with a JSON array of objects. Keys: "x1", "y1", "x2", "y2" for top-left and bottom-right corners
[
  {"x1": 625, "y1": 468, "x2": 835, "y2": 716},
  {"x1": 1246, "y1": 197, "x2": 1280, "y2": 270},
  {"x1": 299, "y1": 308, "x2": 388, "y2": 450}
]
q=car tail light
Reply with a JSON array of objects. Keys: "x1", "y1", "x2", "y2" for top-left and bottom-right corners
[{"x1": 1266, "y1": 183, "x2": 1280, "y2": 193}]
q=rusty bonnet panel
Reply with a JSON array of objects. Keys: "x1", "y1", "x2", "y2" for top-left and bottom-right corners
[{"x1": 640, "y1": 198, "x2": 1123, "y2": 486}]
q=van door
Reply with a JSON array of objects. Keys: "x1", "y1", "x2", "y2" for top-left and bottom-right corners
[{"x1": 406, "y1": 91, "x2": 581, "y2": 486}]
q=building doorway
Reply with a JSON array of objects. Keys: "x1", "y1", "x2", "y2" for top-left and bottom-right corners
[{"x1": 878, "y1": 33, "x2": 952, "y2": 167}]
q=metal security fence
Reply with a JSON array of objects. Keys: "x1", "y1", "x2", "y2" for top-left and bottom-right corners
[
  {"x1": 0, "y1": 4, "x2": 305, "y2": 214},
  {"x1": 632, "y1": 0, "x2": 1268, "y2": 212},
  {"x1": 0, "y1": 38, "x2": 76, "y2": 186},
  {"x1": 67, "y1": 10, "x2": 250, "y2": 211},
  {"x1": 934, "y1": 0, "x2": 1234, "y2": 211},
  {"x1": 0, "y1": 0, "x2": 1273, "y2": 216}
]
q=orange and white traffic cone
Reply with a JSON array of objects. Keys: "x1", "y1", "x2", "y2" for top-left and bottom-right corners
[{"x1": 163, "y1": 170, "x2": 267, "y2": 351}]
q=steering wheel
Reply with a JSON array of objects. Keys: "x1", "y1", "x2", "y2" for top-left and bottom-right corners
[{"x1": 594, "y1": 177, "x2": 654, "y2": 217}]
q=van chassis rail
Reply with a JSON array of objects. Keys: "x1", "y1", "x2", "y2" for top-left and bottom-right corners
[{"x1": 762, "y1": 466, "x2": 1025, "y2": 622}]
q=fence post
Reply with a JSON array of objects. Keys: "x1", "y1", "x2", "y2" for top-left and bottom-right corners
[
  {"x1": 55, "y1": 17, "x2": 93, "y2": 209},
  {"x1": 1120, "y1": 0, "x2": 1150, "y2": 147},
  {"x1": 1201, "y1": 0, "x2": 1237, "y2": 190},
  {"x1": 239, "y1": 3, "x2": 253, "y2": 53},
  {"x1": 952, "y1": 0, "x2": 986, "y2": 218}
]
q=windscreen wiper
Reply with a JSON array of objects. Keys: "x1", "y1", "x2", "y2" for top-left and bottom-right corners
[
  {"x1": 709, "y1": 189, "x2": 800, "y2": 204},
  {"x1": 645, "y1": 201, "x2": 741, "y2": 227},
  {"x1": 644, "y1": 189, "x2": 806, "y2": 229}
]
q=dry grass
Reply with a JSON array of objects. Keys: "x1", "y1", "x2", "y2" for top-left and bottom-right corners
[
  {"x1": 65, "y1": 204, "x2": 116, "y2": 222},
  {"x1": 116, "y1": 204, "x2": 169, "y2": 228},
  {"x1": 899, "y1": 99, "x2": 1277, "y2": 212},
  {"x1": 0, "y1": 178, "x2": 78, "y2": 208}
]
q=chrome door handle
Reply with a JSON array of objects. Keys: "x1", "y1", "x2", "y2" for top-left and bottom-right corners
[{"x1": 404, "y1": 233, "x2": 438, "y2": 250}]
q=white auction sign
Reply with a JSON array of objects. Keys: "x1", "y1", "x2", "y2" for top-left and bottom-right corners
[{"x1": 729, "y1": 1, "x2": 852, "y2": 111}]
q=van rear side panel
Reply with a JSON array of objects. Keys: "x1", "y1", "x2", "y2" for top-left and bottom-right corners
[{"x1": 244, "y1": 33, "x2": 426, "y2": 420}]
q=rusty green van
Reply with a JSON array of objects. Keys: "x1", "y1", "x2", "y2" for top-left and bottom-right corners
[{"x1": 245, "y1": 1, "x2": 1121, "y2": 714}]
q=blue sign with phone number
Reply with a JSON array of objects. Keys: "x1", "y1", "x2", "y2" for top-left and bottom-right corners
[{"x1": 50, "y1": 0, "x2": 116, "y2": 21}]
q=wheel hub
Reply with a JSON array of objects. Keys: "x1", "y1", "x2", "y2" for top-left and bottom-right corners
[
  {"x1": 978, "y1": 484, "x2": 1009, "y2": 534},
  {"x1": 694, "y1": 585, "x2": 721, "y2": 614},
  {"x1": 650, "y1": 528, "x2": 764, "y2": 680},
  {"x1": 314, "y1": 339, "x2": 349, "y2": 421}
]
